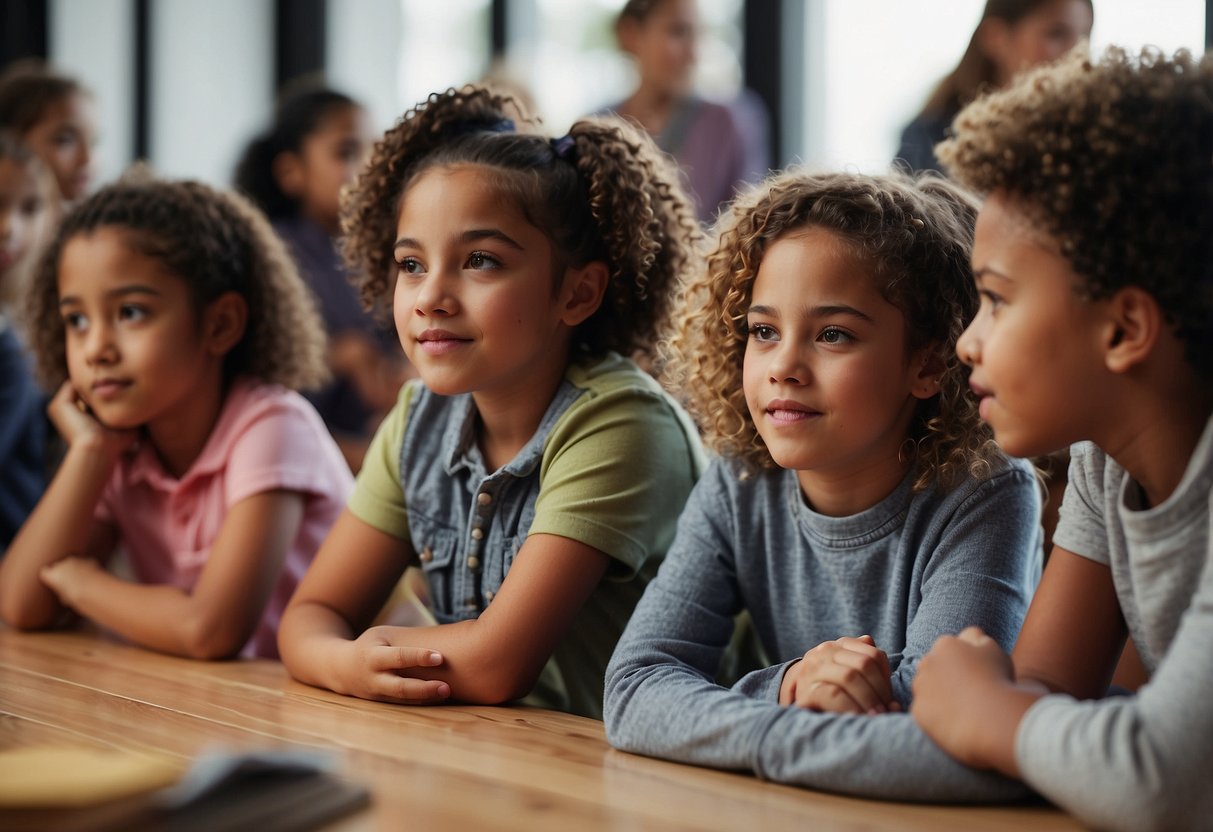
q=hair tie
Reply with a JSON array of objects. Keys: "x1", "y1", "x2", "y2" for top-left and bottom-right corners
[
  {"x1": 550, "y1": 134, "x2": 576, "y2": 161},
  {"x1": 452, "y1": 118, "x2": 515, "y2": 138}
]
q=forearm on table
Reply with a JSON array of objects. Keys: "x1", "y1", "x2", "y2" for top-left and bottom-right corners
[
  {"x1": 67, "y1": 569, "x2": 254, "y2": 659},
  {"x1": 0, "y1": 443, "x2": 115, "y2": 627},
  {"x1": 607, "y1": 654, "x2": 1031, "y2": 802},
  {"x1": 281, "y1": 601, "x2": 537, "y2": 702}
]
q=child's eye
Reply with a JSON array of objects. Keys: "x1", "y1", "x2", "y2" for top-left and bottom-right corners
[
  {"x1": 747, "y1": 323, "x2": 778, "y2": 342},
  {"x1": 818, "y1": 327, "x2": 853, "y2": 345},
  {"x1": 118, "y1": 304, "x2": 148, "y2": 322},
  {"x1": 62, "y1": 311, "x2": 87, "y2": 332},
  {"x1": 979, "y1": 289, "x2": 1005, "y2": 313},
  {"x1": 466, "y1": 251, "x2": 501, "y2": 270},
  {"x1": 336, "y1": 140, "x2": 363, "y2": 163},
  {"x1": 396, "y1": 257, "x2": 424, "y2": 275}
]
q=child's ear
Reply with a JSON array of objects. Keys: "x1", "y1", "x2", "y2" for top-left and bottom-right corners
[
  {"x1": 1103, "y1": 286, "x2": 1162, "y2": 374},
  {"x1": 559, "y1": 261, "x2": 609, "y2": 327},
  {"x1": 272, "y1": 151, "x2": 305, "y2": 198},
  {"x1": 909, "y1": 346, "x2": 946, "y2": 400},
  {"x1": 202, "y1": 291, "x2": 249, "y2": 357}
]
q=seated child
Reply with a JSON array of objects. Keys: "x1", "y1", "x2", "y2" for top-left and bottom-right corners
[
  {"x1": 911, "y1": 47, "x2": 1213, "y2": 832},
  {"x1": 0, "y1": 133, "x2": 54, "y2": 552},
  {"x1": 235, "y1": 84, "x2": 409, "y2": 472},
  {"x1": 0, "y1": 60, "x2": 95, "y2": 205},
  {"x1": 604, "y1": 169, "x2": 1043, "y2": 800},
  {"x1": 0, "y1": 174, "x2": 352, "y2": 659},
  {"x1": 277, "y1": 86, "x2": 705, "y2": 718}
]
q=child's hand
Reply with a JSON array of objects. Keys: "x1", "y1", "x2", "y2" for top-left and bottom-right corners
[
  {"x1": 47, "y1": 382, "x2": 137, "y2": 457},
  {"x1": 911, "y1": 627, "x2": 1016, "y2": 768},
  {"x1": 335, "y1": 626, "x2": 452, "y2": 705},
  {"x1": 39, "y1": 556, "x2": 102, "y2": 609},
  {"x1": 779, "y1": 635, "x2": 899, "y2": 714}
]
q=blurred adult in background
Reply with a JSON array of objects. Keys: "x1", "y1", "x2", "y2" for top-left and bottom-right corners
[
  {"x1": 606, "y1": 0, "x2": 769, "y2": 224},
  {"x1": 895, "y1": 0, "x2": 1093, "y2": 174},
  {"x1": 235, "y1": 84, "x2": 410, "y2": 473},
  {"x1": 0, "y1": 60, "x2": 95, "y2": 206}
]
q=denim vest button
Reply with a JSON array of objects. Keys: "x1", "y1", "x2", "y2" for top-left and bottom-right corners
[
  {"x1": 419, "y1": 546, "x2": 433, "y2": 563},
  {"x1": 467, "y1": 555, "x2": 480, "y2": 570},
  {"x1": 477, "y1": 492, "x2": 492, "y2": 506},
  {"x1": 471, "y1": 527, "x2": 484, "y2": 541}
]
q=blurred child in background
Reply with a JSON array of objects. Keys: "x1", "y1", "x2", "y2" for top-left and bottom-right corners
[{"x1": 236, "y1": 84, "x2": 409, "y2": 472}]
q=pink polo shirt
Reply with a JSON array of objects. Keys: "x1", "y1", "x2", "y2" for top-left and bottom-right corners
[{"x1": 95, "y1": 377, "x2": 353, "y2": 658}]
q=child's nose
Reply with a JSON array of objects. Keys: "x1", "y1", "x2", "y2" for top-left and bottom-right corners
[
  {"x1": 83, "y1": 323, "x2": 117, "y2": 364},
  {"x1": 768, "y1": 343, "x2": 808, "y2": 384},
  {"x1": 956, "y1": 321, "x2": 981, "y2": 366},
  {"x1": 413, "y1": 271, "x2": 457, "y2": 317}
]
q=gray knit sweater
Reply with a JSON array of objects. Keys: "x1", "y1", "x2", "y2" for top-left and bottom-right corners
[{"x1": 605, "y1": 455, "x2": 1042, "y2": 801}]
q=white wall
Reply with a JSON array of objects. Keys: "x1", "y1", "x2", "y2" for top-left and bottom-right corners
[
  {"x1": 148, "y1": 0, "x2": 274, "y2": 185},
  {"x1": 327, "y1": 0, "x2": 406, "y2": 134},
  {"x1": 51, "y1": 0, "x2": 275, "y2": 189},
  {"x1": 50, "y1": 0, "x2": 135, "y2": 189}
]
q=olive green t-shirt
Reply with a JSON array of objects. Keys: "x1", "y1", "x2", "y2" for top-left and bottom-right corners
[{"x1": 348, "y1": 353, "x2": 704, "y2": 717}]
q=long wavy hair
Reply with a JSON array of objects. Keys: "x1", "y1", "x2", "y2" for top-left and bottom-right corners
[{"x1": 920, "y1": 0, "x2": 1094, "y2": 118}]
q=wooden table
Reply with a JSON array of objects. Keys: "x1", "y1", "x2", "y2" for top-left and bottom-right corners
[{"x1": 0, "y1": 628, "x2": 1085, "y2": 830}]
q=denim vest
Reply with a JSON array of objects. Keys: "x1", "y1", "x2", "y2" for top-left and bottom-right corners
[{"x1": 400, "y1": 380, "x2": 584, "y2": 623}]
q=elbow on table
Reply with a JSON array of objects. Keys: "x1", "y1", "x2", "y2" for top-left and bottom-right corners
[
  {"x1": 1098, "y1": 801, "x2": 1205, "y2": 832},
  {"x1": 1057, "y1": 747, "x2": 1209, "y2": 832},
  {"x1": 179, "y1": 614, "x2": 249, "y2": 661},
  {"x1": 453, "y1": 663, "x2": 540, "y2": 705},
  {"x1": 0, "y1": 593, "x2": 58, "y2": 632},
  {"x1": 601, "y1": 671, "x2": 646, "y2": 751}
]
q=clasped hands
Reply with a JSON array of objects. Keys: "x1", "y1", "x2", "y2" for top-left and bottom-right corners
[{"x1": 778, "y1": 635, "x2": 901, "y2": 715}]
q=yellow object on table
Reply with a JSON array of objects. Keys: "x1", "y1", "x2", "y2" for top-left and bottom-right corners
[{"x1": 0, "y1": 746, "x2": 183, "y2": 808}]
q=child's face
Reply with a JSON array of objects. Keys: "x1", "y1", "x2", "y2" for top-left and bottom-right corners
[
  {"x1": 392, "y1": 164, "x2": 581, "y2": 400},
  {"x1": 0, "y1": 158, "x2": 47, "y2": 276},
  {"x1": 24, "y1": 92, "x2": 96, "y2": 202},
  {"x1": 279, "y1": 104, "x2": 373, "y2": 233},
  {"x1": 956, "y1": 192, "x2": 1107, "y2": 457},
  {"x1": 742, "y1": 227, "x2": 935, "y2": 496},
  {"x1": 58, "y1": 227, "x2": 219, "y2": 431}
]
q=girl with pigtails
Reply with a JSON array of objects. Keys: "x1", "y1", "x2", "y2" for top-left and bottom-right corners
[{"x1": 278, "y1": 85, "x2": 705, "y2": 718}]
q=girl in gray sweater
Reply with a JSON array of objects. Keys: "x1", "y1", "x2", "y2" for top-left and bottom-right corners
[{"x1": 605, "y1": 169, "x2": 1043, "y2": 800}]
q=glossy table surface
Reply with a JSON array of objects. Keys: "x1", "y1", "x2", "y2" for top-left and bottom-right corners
[{"x1": 0, "y1": 628, "x2": 1086, "y2": 830}]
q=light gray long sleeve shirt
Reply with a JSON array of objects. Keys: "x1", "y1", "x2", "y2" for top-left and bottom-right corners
[
  {"x1": 604, "y1": 455, "x2": 1042, "y2": 801},
  {"x1": 1018, "y1": 416, "x2": 1213, "y2": 832}
]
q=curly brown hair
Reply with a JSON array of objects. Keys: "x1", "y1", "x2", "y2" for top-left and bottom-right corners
[
  {"x1": 24, "y1": 171, "x2": 328, "y2": 391},
  {"x1": 340, "y1": 84, "x2": 702, "y2": 363},
  {"x1": 665, "y1": 168, "x2": 1002, "y2": 491},
  {"x1": 938, "y1": 46, "x2": 1213, "y2": 383}
]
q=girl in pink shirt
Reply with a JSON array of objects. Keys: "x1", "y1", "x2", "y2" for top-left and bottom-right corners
[{"x1": 0, "y1": 174, "x2": 353, "y2": 659}]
